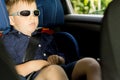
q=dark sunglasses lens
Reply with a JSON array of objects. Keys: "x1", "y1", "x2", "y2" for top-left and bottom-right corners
[
  {"x1": 20, "y1": 10, "x2": 30, "y2": 16},
  {"x1": 34, "y1": 10, "x2": 40, "y2": 16}
]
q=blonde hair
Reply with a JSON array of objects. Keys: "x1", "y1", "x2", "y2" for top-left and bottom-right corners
[{"x1": 5, "y1": 0, "x2": 36, "y2": 13}]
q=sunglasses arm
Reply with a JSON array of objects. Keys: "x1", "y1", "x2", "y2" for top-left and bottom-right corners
[{"x1": 9, "y1": 12, "x2": 20, "y2": 16}]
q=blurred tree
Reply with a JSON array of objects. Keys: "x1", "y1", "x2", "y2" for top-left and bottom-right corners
[{"x1": 71, "y1": 0, "x2": 112, "y2": 15}]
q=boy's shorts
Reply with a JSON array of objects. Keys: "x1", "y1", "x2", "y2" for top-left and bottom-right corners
[
  {"x1": 61, "y1": 61, "x2": 76, "y2": 80},
  {"x1": 19, "y1": 75, "x2": 26, "y2": 80}
]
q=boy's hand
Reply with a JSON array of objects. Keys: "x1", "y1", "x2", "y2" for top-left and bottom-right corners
[{"x1": 47, "y1": 55, "x2": 65, "y2": 65}]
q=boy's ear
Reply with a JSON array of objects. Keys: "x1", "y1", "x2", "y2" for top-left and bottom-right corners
[{"x1": 9, "y1": 16, "x2": 15, "y2": 26}]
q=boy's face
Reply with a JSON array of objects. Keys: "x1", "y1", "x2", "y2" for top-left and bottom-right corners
[{"x1": 9, "y1": 1, "x2": 39, "y2": 36}]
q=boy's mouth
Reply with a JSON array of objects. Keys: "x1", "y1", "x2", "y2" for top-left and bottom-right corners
[{"x1": 29, "y1": 22, "x2": 36, "y2": 27}]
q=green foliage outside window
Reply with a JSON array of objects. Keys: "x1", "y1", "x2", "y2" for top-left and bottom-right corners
[{"x1": 70, "y1": 0, "x2": 112, "y2": 14}]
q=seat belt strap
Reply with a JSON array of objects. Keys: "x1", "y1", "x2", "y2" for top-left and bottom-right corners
[{"x1": 23, "y1": 35, "x2": 40, "y2": 62}]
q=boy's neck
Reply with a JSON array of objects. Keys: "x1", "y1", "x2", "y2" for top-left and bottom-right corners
[{"x1": 13, "y1": 28, "x2": 32, "y2": 37}]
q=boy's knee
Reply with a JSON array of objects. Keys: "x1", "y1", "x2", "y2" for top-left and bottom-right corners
[
  {"x1": 48, "y1": 65, "x2": 64, "y2": 72},
  {"x1": 37, "y1": 65, "x2": 65, "y2": 77},
  {"x1": 45, "y1": 65, "x2": 68, "y2": 80},
  {"x1": 77, "y1": 58, "x2": 100, "y2": 69}
]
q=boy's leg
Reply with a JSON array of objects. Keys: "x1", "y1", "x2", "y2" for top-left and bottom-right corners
[
  {"x1": 34, "y1": 65, "x2": 68, "y2": 80},
  {"x1": 72, "y1": 58, "x2": 101, "y2": 80}
]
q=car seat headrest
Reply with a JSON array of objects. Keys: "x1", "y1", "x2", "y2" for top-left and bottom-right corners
[
  {"x1": 36, "y1": 0, "x2": 64, "y2": 29},
  {"x1": 0, "y1": 0, "x2": 10, "y2": 34}
]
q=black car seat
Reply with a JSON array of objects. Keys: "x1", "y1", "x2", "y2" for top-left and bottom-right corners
[
  {"x1": 0, "y1": 38, "x2": 21, "y2": 80},
  {"x1": 36, "y1": 0, "x2": 80, "y2": 64},
  {"x1": 100, "y1": 0, "x2": 120, "y2": 80},
  {"x1": 0, "y1": 0, "x2": 21, "y2": 80}
]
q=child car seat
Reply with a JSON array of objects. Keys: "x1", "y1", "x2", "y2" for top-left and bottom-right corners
[
  {"x1": 36, "y1": 0, "x2": 80, "y2": 64},
  {"x1": 0, "y1": 0, "x2": 10, "y2": 35}
]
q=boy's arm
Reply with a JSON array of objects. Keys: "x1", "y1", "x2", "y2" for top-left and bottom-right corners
[{"x1": 15, "y1": 60, "x2": 49, "y2": 76}]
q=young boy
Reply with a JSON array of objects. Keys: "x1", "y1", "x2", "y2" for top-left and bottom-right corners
[
  {"x1": 3, "y1": 0, "x2": 101, "y2": 80},
  {"x1": 3, "y1": 0, "x2": 68, "y2": 80}
]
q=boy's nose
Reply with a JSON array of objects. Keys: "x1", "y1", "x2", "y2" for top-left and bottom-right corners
[
  {"x1": 29, "y1": 12, "x2": 34, "y2": 16},
  {"x1": 29, "y1": 14, "x2": 36, "y2": 19}
]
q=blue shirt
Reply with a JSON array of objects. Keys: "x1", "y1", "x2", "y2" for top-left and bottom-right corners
[
  {"x1": 2, "y1": 29, "x2": 75, "y2": 79},
  {"x1": 2, "y1": 29, "x2": 60, "y2": 64}
]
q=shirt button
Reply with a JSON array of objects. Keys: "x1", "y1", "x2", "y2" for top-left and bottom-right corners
[
  {"x1": 28, "y1": 36, "x2": 30, "y2": 38},
  {"x1": 43, "y1": 53, "x2": 46, "y2": 56},
  {"x1": 18, "y1": 32, "x2": 21, "y2": 34},
  {"x1": 38, "y1": 44, "x2": 41, "y2": 47}
]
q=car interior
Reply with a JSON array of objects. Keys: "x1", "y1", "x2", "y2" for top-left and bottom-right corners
[
  {"x1": 1, "y1": 0, "x2": 120, "y2": 80},
  {"x1": 61, "y1": 0, "x2": 102, "y2": 61}
]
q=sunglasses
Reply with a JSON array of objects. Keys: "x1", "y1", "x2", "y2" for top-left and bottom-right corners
[{"x1": 10, "y1": 10, "x2": 40, "y2": 16}]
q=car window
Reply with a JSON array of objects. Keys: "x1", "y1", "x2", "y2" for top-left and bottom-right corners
[{"x1": 69, "y1": 0, "x2": 112, "y2": 15}]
